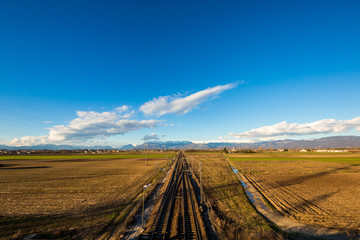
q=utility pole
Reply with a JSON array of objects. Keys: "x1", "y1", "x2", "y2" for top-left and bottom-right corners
[
  {"x1": 142, "y1": 186, "x2": 145, "y2": 227},
  {"x1": 146, "y1": 143, "x2": 148, "y2": 166},
  {"x1": 142, "y1": 184, "x2": 150, "y2": 227},
  {"x1": 143, "y1": 140, "x2": 148, "y2": 166},
  {"x1": 200, "y1": 161, "x2": 202, "y2": 204}
]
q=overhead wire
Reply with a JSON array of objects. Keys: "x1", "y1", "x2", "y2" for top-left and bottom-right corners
[
  {"x1": 0, "y1": 108, "x2": 51, "y2": 134},
  {"x1": 0, "y1": 113, "x2": 47, "y2": 130},
  {"x1": 0, "y1": 108, "x2": 43, "y2": 123},
  {"x1": 0, "y1": 107, "x2": 54, "y2": 145}
]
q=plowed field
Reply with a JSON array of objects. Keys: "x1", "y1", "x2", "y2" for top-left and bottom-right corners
[
  {"x1": 230, "y1": 152, "x2": 360, "y2": 232},
  {"x1": 0, "y1": 152, "x2": 173, "y2": 239}
]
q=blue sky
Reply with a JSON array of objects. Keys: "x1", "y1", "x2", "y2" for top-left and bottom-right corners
[{"x1": 1, "y1": 0, "x2": 360, "y2": 146}]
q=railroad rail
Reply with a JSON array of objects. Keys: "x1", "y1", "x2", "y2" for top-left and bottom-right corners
[{"x1": 140, "y1": 151, "x2": 206, "y2": 240}]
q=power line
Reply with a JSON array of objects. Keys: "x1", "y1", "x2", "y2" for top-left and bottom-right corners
[
  {"x1": 0, "y1": 118, "x2": 46, "y2": 132},
  {"x1": 0, "y1": 108, "x2": 43, "y2": 123},
  {"x1": 0, "y1": 128, "x2": 17, "y2": 135}
]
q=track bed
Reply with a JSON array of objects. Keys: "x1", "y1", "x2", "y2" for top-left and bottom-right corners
[{"x1": 140, "y1": 152, "x2": 207, "y2": 240}]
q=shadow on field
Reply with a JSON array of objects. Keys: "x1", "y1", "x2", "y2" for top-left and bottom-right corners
[
  {"x1": 290, "y1": 190, "x2": 340, "y2": 213},
  {"x1": 210, "y1": 191, "x2": 248, "y2": 201},
  {"x1": 204, "y1": 182, "x2": 250, "y2": 201},
  {"x1": 47, "y1": 158, "x2": 120, "y2": 162},
  {"x1": 0, "y1": 198, "x2": 130, "y2": 239},
  {"x1": 0, "y1": 164, "x2": 19, "y2": 168},
  {"x1": 206, "y1": 182, "x2": 241, "y2": 192},
  {"x1": 0, "y1": 166, "x2": 51, "y2": 170},
  {"x1": 309, "y1": 190, "x2": 340, "y2": 204},
  {"x1": 276, "y1": 165, "x2": 355, "y2": 187},
  {"x1": 0, "y1": 173, "x2": 129, "y2": 184}
]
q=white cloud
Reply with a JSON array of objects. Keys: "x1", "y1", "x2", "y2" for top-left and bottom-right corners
[
  {"x1": 141, "y1": 133, "x2": 160, "y2": 141},
  {"x1": 10, "y1": 136, "x2": 49, "y2": 146},
  {"x1": 139, "y1": 83, "x2": 237, "y2": 116},
  {"x1": 115, "y1": 105, "x2": 129, "y2": 112},
  {"x1": 41, "y1": 121, "x2": 53, "y2": 124},
  {"x1": 10, "y1": 107, "x2": 160, "y2": 146},
  {"x1": 228, "y1": 117, "x2": 360, "y2": 139}
]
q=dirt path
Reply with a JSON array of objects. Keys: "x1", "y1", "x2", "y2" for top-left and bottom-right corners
[{"x1": 235, "y1": 169, "x2": 350, "y2": 240}]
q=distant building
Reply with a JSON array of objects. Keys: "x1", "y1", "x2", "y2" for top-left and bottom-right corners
[{"x1": 315, "y1": 149, "x2": 348, "y2": 152}]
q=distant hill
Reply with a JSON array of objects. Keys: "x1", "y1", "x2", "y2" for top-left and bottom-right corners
[
  {"x1": 134, "y1": 141, "x2": 193, "y2": 150},
  {"x1": 1, "y1": 136, "x2": 360, "y2": 150},
  {"x1": 134, "y1": 136, "x2": 360, "y2": 149},
  {"x1": 120, "y1": 144, "x2": 135, "y2": 150},
  {"x1": 266, "y1": 136, "x2": 360, "y2": 149},
  {"x1": 0, "y1": 144, "x2": 115, "y2": 150}
]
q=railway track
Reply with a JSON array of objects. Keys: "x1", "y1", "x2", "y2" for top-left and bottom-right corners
[{"x1": 140, "y1": 152, "x2": 206, "y2": 240}]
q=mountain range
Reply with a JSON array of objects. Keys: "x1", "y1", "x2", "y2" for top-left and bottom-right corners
[{"x1": 1, "y1": 136, "x2": 360, "y2": 150}]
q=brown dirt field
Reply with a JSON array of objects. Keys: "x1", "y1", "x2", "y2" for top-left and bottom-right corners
[
  {"x1": 0, "y1": 153, "x2": 170, "y2": 239},
  {"x1": 231, "y1": 152, "x2": 360, "y2": 159},
  {"x1": 233, "y1": 159, "x2": 360, "y2": 232}
]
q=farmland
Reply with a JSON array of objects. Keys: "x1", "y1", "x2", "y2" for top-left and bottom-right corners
[
  {"x1": 1, "y1": 150, "x2": 360, "y2": 240},
  {"x1": 184, "y1": 151, "x2": 283, "y2": 239},
  {"x1": 0, "y1": 152, "x2": 174, "y2": 239},
  {"x1": 229, "y1": 151, "x2": 360, "y2": 233}
]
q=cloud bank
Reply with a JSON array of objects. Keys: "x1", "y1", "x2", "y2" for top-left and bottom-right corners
[
  {"x1": 9, "y1": 83, "x2": 238, "y2": 146},
  {"x1": 228, "y1": 117, "x2": 360, "y2": 139},
  {"x1": 10, "y1": 106, "x2": 160, "y2": 146},
  {"x1": 139, "y1": 83, "x2": 237, "y2": 116}
]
